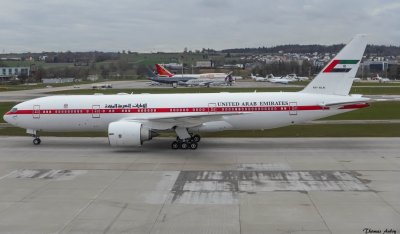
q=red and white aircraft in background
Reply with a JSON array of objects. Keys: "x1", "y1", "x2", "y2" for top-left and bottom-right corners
[
  {"x1": 4, "y1": 35, "x2": 369, "y2": 150},
  {"x1": 156, "y1": 64, "x2": 228, "y2": 79},
  {"x1": 370, "y1": 74, "x2": 390, "y2": 83},
  {"x1": 152, "y1": 64, "x2": 234, "y2": 87}
]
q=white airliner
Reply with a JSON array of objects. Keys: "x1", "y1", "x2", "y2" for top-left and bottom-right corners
[
  {"x1": 266, "y1": 74, "x2": 293, "y2": 84},
  {"x1": 4, "y1": 35, "x2": 369, "y2": 150},
  {"x1": 285, "y1": 74, "x2": 309, "y2": 81},
  {"x1": 370, "y1": 74, "x2": 390, "y2": 83},
  {"x1": 251, "y1": 74, "x2": 295, "y2": 84},
  {"x1": 251, "y1": 74, "x2": 268, "y2": 82},
  {"x1": 181, "y1": 77, "x2": 232, "y2": 87}
]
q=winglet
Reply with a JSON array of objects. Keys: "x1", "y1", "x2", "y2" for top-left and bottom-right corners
[{"x1": 146, "y1": 66, "x2": 157, "y2": 78}]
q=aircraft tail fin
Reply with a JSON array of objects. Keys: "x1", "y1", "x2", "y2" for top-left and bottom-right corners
[
  {"x1": 301, "y1": 34, "x2": 367, "y2": 96},
  {"x1": 146, "y1": 66, "x2": 157, "y2": 78},
  {"x1": 155, "y1": 64, "x2": 174, "y2": 77}
]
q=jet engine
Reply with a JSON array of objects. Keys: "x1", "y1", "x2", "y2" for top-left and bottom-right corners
[{"x1": 108, "y1": 121, "x2": 156, "y2": 147}]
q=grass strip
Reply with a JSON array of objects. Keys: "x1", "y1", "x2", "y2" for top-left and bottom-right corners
[
  {"x1": 46, "y1": 86, "x2": 400, "y2": 95},
  {"x1": 322, "y1": 101, "x2": 400, "y2": 120},
  {"x1": 0, "y1": 103, "x2": 16, "y2": 123}
]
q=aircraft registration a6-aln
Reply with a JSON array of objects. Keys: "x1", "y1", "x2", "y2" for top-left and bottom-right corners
[{"x1": 4, "y1": 35, "x2": 369, "y2": 150}]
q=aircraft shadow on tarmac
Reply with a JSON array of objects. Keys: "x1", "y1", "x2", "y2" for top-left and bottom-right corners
[{"x1": 6, "y1": 137, "x2": 370, "y2": 153}]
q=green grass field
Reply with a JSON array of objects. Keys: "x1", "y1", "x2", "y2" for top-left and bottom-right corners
[
  {"x1": 202, "y1": 123, "x2": 400, "y2": 137},
  {"x1": 0, "y1": 82, "x2": 94, "y2": 92},
  {"x1": 46, "y1": 87, "x2": 301, "y2": 95},
  {"x1": 45, "y1": 86, "x2": 400, "y2": 95},
  {"x1": 323, "y1": 101, "x2": 400, "y2": 120},
  {"x1": 2, "y1": 77, "x2": 400, "y2": 93},
  {"x1": 0, "y1": 102, "x2": 15, "y2": 123},
  {"x1": 350, "y1": 86, "x2": 400, "y2": 95}
]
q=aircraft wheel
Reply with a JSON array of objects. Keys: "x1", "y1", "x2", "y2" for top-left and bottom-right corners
[
  {"x1": 189, "y1": 142, "x2": 198, "y2": 150},
  {"x1": 180, "y1": 142, "x2": 188, "y2": 149},
  {"x1": 192, "y1": 134, "x2": 201, "y2": 143},
  {"x1": 171, "y1": 141, "x2": 179, "y2": 150},
  {"x1": 33, "y1": 138, "x2": 41, "y2": 145}
]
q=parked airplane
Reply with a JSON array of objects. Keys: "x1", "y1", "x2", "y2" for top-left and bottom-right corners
[
  {"x1": 269, "y1": 74, "x2": 310, "y2": 83},
  {"x1": 150, "y1": 65, "x2": 233, "y2": 87},
  {"x1": 3, "y1": 35, "x2": 369, "y2": 150},
  {"x1": 162, "y1": 63, "x2": 183, "y2": 70},
  {"x1": 147, "y1": 68, "x2": 195, "y2": 87},
  {"x1": 266, "y1": 74, "x2": 294, "y2": 84},
  {"x1": 251, "y1": 74, "x2": 295, "y2": 84},
  {"x1": 156, "y1": 64, "x2": 227, "y2": 79},
  {"x1": 370, "y1": 74, "x2": 390, "y2": 83},
  {"x1": 250, "y1": 74, "x2": 269, "y2": 82},
  {"x1": 181, "y1": 75, "x2": 233, "y2": 87},
  {"x1": 92, "y1": 84, "x2": 113, "y2": 89},
  {"x1": 285, "y1": 74, "x2": 309, "y2": 81}
]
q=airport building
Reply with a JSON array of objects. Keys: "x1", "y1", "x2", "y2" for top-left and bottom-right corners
[
  {"x1": 196, "y1": 60, "x2": 214, "y2": 68},
  {"x1": 0, "y1": 66, "x2": 30, "y2": 83},
  {"x1": 360, "y1": 60, "x2": 399, "y2": 79},
  {"x1": 1, "y1": 66, "x2": 30, "y2": 77},
  {"x1": 362, "y1": 60, "x2": 397, "y2": 73}
]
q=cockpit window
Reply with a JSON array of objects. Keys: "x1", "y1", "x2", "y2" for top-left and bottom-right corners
[{"x1": 10, "y1": 108, "x2": 18, "y2": 113}]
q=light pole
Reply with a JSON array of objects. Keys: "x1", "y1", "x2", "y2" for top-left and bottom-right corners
[{"x1": 181, "y1": 55, "x2": 184, "y2": 78}]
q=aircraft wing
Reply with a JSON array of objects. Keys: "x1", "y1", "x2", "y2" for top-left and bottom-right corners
[{"x1": 122, "y1": 112, "x2": 247, "y2": 130}]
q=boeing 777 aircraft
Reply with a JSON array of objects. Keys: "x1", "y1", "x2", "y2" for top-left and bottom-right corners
[
  {"x1": 149, "y1": 65, "x2": 233, "y2": 87},
  {"x1": 4, "y1": 35, "x2": 369, "y2": 150}
]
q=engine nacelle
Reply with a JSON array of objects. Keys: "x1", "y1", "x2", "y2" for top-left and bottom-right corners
[{"x1": 108, "y1": 121, "x2": 153, "y2": 147}]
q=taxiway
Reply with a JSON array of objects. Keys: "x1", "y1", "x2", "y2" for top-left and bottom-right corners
[{"x1": 0, "y1": 137, "x2": 399, "y2": 233}]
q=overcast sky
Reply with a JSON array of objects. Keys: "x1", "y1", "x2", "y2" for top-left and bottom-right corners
[{"x1": 0, "y1": 0, "x2": 399, "y2": 53}]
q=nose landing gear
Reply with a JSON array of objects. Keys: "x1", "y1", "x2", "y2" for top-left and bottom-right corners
[
  {"x1": 27, "y1": 129, "x2": 41, "y2": 145},
  {"x1": 33, "y1": 137, "x2": 41, "y2": 145}
]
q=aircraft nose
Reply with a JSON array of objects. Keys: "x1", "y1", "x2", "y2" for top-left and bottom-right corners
[
  {"x1": 3, "y1": 113, "x2": 11, "y2": 123},
  {"x1": 3, "y1": 112, "x2": 17, "y2": 125}
]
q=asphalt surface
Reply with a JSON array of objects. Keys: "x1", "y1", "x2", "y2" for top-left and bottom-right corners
[
  {"x1": 0, "y1": 80, "x2": 299, "y2": 102},
  {"x1": 0, "y1": 137, "x2": 399, "y2": 233},
  {"x1": 1, "y1": 80, "x2": 400, "y2": 103}
]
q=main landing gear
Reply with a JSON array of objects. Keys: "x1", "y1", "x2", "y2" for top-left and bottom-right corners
[
  {"x1": 171, "y1": 135, "x2": 201, "y2": 150},
  {"x1": 171, "y1": 127, "x2": 201, "y2": 150}
]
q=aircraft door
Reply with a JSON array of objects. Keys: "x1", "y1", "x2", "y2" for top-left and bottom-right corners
[
  {"x1": 208, "y1": 103, "x2": 217, "y2": 114},
  {"x1": 289, "y1": 102, "x2": 297, "y2": 115},
  {"x1": 92, "y1": 105, "x2": 100, "y2": 118},
  {"x1": 33, "y1": 105, "x2": 40, "y2": 119}
]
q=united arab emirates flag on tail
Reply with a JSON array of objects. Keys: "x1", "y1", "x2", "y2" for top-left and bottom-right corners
[{"x1": 323, "y1": 60, "x2": 359, "y2": 73}]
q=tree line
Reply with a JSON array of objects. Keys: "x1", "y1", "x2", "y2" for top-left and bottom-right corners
[
  {"x1": 251, "y1": 60, "x2": 400, "y2": 79},
  {"x1": 222, "y1": 45, "x2": 400, "y2": 56},
  {"x1": 251, "y1": 60, "x2": 317, "y2": 77}
]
